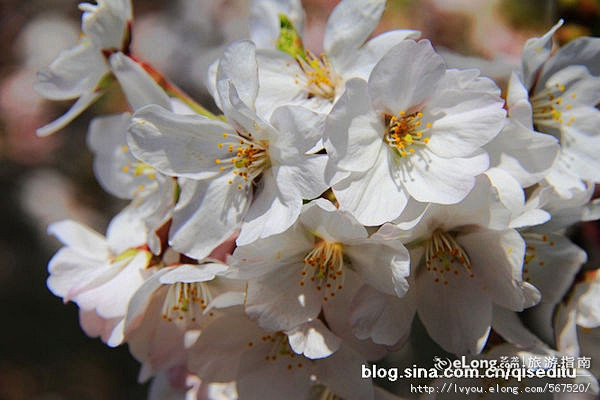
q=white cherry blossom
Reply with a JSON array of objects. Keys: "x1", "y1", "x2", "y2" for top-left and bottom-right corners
[
  {"x1": 359, "y1": 177, "x2": 540, "y2": 354},
  {"x1": 47, "y1": 219, "x2": 153, "y2": 346},
  {"x1": 35, "y1": 0, "x2": 132, "y2": 136},
  {"x1": 325, "y1": 40, "x2": 505, "y2": 225},
  {"x1": 190, "y1": 311, "x2": 381, "y2": 400},
  {"x1": 128, "y1": 41, "x2": 328, "y2": 259},
  {"x1": 229, "y1": 199, "x2": 409, "y2": 334}
]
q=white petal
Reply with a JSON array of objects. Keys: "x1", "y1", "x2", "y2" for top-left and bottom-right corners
[
  {"x1": 426, "y1": 84, "x2": 506, "y2": 158},
  {"x1": 254, "y1": 50, "x2": 305, "y2": 119},
  {"x1": 459, "y1": 229, "x2": 540, "y2": 311},
  {"x1": 369, "y1": 39, "x2": 445, "y2": 115},
  {"x1": 287, "y1": 319, "x2": 342, "y2": 359},
  {"x1": 231, "y1": 222, "x2": 312, "y2": 279},
  {"x1": 79, "y1": 309, "x2": 123, "y2": 345},
  {"x1": 333, "y1": 148, "x2": 408, "y2": 226},
  {"x1": 274, "y1": 157, "x2": 328, "y2": 201},
  {"x1": 390, "y1": 198, "x2": 429, "y2": 229},
  {"x1": 416, "y1": 264, "x2": 492, "y2": 354},
  {"x1": 521, "y1": 232, "x2": 585, "y2": 305},
  {"x1": 344, "y1": 239, "x2": 410, "y2": 297},
  {"x1": 217, "y1": 41, "x2": 258, "y2": 110},
  {"x1": 87, "y1": 113, "x2": 152, "y2": 199},
  {"x1": 128, "y1": 104, "x2": 234, "y2": 179},
  {"x1": 47, "y1": 247, "x2": 106, "y2": 299},
  {"x1": 35, "y1": 41, "x2": 107, "y2": 100},
  {"x1": 237, "y1": 352, "x2": 312, "y2": 400},
  {"x1": 576, "y1": 280, "x2": 600, "y2": 329},
  {"x1": 398, "y1": 148, "x2": 489, "y2": 205},
  {"x1": 316, "y1": 346, "x2": 375, "y2": 400},
  {"x1": 205, "y1": 291, "x2": 245, "y2": 311},
  {"x1": 540, "y1": 36, "x2": 600, "y2": 87},
  {"x1": 169, "y1": 176, "x2": 249, "y2": 260},
  {"x1": 245, "y1": 262, "x2": 322, "y2": 331},
  {"x1": 485, "y1": 119, "x2": 559, "y2": 188},
  {"x1": 324, "y1": 0, "x2": 386, "y2": 73},
  {"x1": 299, "y1": 199, "x2": 367, "y2": 243},
  {"x1": 343, "y1": 29, "x2": 421, "y2": 78},
  {"x1": 217, "y1": 79, "x2": 273, "y2": 141},
  {"x1": 324, "y1": 78, "x2": 383, "y2": 173},
  {"x1": 48, "y1": 220, "x2": 109, "y2": 258},
  {"x1": 521, "y1": 19, "x2": 563, "y2": 89},
  {"x1": 106, "y1": 205, "x2": 148, "y2": 253},
  {"x1": 506, "y1": 72, "x2": 533, "y2": 129},
  {"x1": 81, "y1": 0, "x2": 131, "y2": 49},
  {"x1": 237, "y1": 169, "x2": 301, "y2": 245},
  {"x1": 76, "y1": 251, "x2": 150, "y2": 319},
  {"x1": 109, "y1": 53, "x2": 171, "y2": 111},
  {"x1": 124, "y1": 269, "x2": 169, "y2": 332},
  {"x1": 545, "y1": 160, "x2": 587, "y2": 198},
  {"x1": 350, "y1": 284, "x2": 416, "y2": 346},
  {"x1": 270, "y1": 105, "x2": 326, "y2": 157},
  {"x1": 442, "y1": 173, "x2": 511, "y2": 230},
  {"x1": 37, "y1": 90, "x2": 103, "y2": 136},
  {"x1": 159, "y1": 263, "x2": 229, "y2": 284},
  {"x1": 492, "y1": 306, "x2": 545, "y2": 349},
  {"x1": 560, "y1": 107, "x2": 600, "y2": 182},
  {"x1": 321, "y1": 269, "x2": 388, "y2": 360}
]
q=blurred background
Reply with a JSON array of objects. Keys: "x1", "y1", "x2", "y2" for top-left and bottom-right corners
[{"x1": 0, "y1": 0, "x2": 599, "y2": 399}]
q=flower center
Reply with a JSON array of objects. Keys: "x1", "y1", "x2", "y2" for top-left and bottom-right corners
[
  {"x1": 246, "y1": 332, "x2": 306, "y2": 371},
  {"x1": 161, "y1": 281, "x2": 213, "y2": 323},
  {"x1": 383, "y1": 111, "x2": 431, "y2": 157},
  {"x1": 296, "y1": 52, "x2": 340, "y2": 101},
  {"x1": 531, "y1": 82, "x2": 577, "y2": 131},
  {"x1": 215, "y1": 132, "x2": 269, "y2": 190},
  {"x1": 424, "y1": 229, "x2": 474, "y2": 285},
  {"x1": 300, "y1": 239, "x2": 344, "y2": 302}
]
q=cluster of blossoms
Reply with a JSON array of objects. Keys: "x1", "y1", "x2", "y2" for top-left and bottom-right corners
[{"x1": 38, "y1": 0, "x2": 600, "y2": 399}]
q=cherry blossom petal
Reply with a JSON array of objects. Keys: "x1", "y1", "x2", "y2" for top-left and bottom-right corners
[{"x1": 369, "y1": 39, "x2": 445, "y2": 115}]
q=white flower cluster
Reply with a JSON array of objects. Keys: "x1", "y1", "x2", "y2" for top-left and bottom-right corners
[{"x1": 38, "y1": 0, "x2": 600, "y2": 399}]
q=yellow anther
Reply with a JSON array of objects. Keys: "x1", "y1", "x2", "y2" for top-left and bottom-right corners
[
  {"x1": 409, "y1": 148, "x2": 415, "y2": 154},
  {"x1": 121, "y1": 166, "x2": 129, "y2": 172},
  {"x1": 228, "y1": 180, "x2": 233, "y2": 184},
  {"x1": 217, "y1": 143, "x2": 223, "y2": 148},
  {"x1": 424, "y1": 137, "x2": 430, "y2": 144},
  {"x1": 215, "y1": 159, "x2": 221, "y2": 164},
  {"x1": 417, "y1": 112, "x2": 423, "y2": 118},
  {"x1": 399, "y1": 110, "x2": 405, "y2": 115},
  {"x1": 121, "y1": 145, "x2": 129, "y2": 152},
  {"x1": 426, "y1": 122, "x2": 432, "y2": 128},
  {"x1": 571, "y1": 93, "x2": 577, "y2": 98},
  {"x1": 219, "y1": 167, "x2": 225, "y2": 171},
  {"x1": 222, "y1": 133, "x2": 228, "y2": 137},
  {"x1": 237, "y1": 184, "x2": 243, "y2": 190}
]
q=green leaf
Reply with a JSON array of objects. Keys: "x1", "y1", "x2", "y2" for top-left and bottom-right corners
[{"x1": 277, "y1": 14, "x2": 306, "y2": 60}]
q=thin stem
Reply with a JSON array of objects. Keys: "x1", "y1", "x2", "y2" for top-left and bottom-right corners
[{"x1": 131, "y1": 56, "x2": 225, "y2": 121}]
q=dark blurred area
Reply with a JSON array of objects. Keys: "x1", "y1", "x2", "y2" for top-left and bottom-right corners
[{"x1": 0, "y1": 0, "x2": 598, "y2": 399}]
